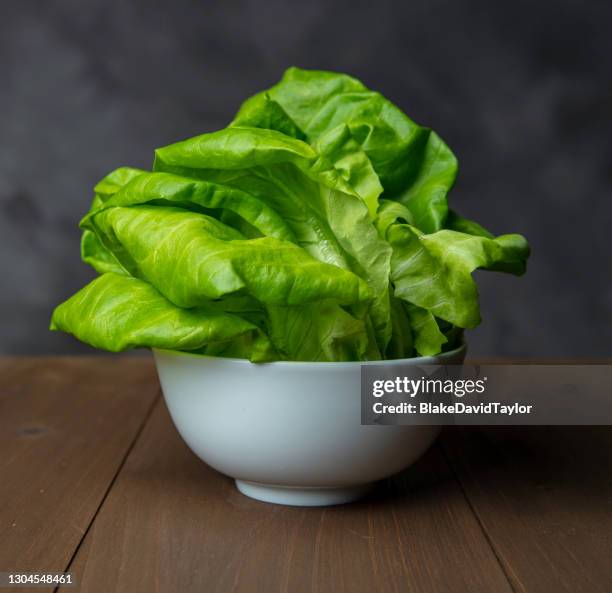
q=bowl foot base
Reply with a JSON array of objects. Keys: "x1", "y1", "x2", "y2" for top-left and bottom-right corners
[{"x1": 235, "y1": 479, "x2": 372, "y2": 507}]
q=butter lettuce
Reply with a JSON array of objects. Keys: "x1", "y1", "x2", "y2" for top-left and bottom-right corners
[
  {"x1": 51, "y1": 68, "x2": 529, "y2": 361},
  {"x1": 153, "y1": 126, "x2": 393, "y2": 353},
  {"x1": 85, "y1": 205, "x2": 370, "y2": 308},
  {"x1": 235, "y1": 67, "x2": 457, "y2": 233},
  {"x1": 50, "y1": 273, "x2": 276, "y2": 361}
]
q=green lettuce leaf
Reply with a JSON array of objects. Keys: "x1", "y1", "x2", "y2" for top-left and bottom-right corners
[
  {"x1": 312, "y1": 124, "x2": 382, "y2": 218},
  {"x1": 385, "y1": 296, "x2": 414, "y2": 359},
  {"x1": 81, "y1": 167, "x2": 148, "y2": 275},
  {"x1": 93, "y1": 167, "x2": 147, "y2": 201},
  {"x1": 85, "y1": 205, "x2": 371, "y2": 308},
  {"x1": 50, "y1": 273, "x2": 276, "y2": 361},
  {"x1": 231, "y1": 92, "x2": 306, "y2": 140},
  {"x1": 265, "y1": 303, "x2": 371, "y2": 361},
  {"x1": 404, "y1": 303, "x2": 448, "y2": 356},
  {"x1": 80, "y1": 230, "x2": 125, "y2": 275},
  {"x1": 387, "y1": 224, "x2": 529, "y2": 328},
  {"x1": 82, "y1": 171, "x2": 296, "y2": 242}
]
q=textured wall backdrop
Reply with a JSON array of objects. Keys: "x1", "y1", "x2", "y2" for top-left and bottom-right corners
[{"x1": 1, "y1": 0, "x2": 611, "y2": 356}]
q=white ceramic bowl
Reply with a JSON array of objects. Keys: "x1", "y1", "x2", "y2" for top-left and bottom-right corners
[{"x1": 153, "y1": 344, "x2": 466, "y2": 507}]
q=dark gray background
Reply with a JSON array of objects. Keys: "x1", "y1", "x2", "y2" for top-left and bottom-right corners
[{"x1": 2, "y1": 0, "x2": 610, "y2": 356}]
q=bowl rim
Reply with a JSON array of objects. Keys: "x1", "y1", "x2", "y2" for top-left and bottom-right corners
[{"x1": 152, "y1": 341, "x2": 466, "y2": 368}]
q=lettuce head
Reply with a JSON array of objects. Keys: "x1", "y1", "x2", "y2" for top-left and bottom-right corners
[{"x1": 51, "y1": 68, "x2": 529, "y2": 361}]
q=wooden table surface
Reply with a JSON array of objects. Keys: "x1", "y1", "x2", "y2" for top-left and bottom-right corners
[{"x1": 1, "y1": 357, "x2": 611, "y2": 593}]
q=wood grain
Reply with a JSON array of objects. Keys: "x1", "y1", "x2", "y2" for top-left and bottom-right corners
[
  {"x1": 442, "y1": 427, "x2": 612, "y2": 593},
  {"x1": 64, "y1": 399, "x2": 513, "y2": 593},
  {"x1": 0, "y1": 357, "x2": 159, "y2": 591}
]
